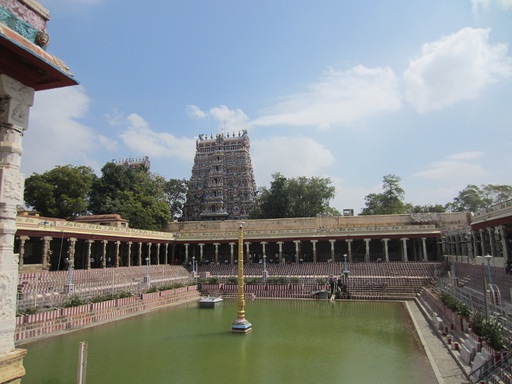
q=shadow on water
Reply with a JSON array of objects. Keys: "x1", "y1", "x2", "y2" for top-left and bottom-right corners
[{"x1": 23, "y1": 300, "x2": 437, "y2": 384}]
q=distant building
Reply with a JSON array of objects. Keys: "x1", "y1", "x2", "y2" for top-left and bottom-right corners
[
  {"x1": 73, "y1": 214, "x2": 129, "y2": 228},
  {"x1": 184, "y1": 130, "x2": 256, "y2": 221},
  {"x1": 111, "y1": 156, "x2": 150, "y2": 170}
]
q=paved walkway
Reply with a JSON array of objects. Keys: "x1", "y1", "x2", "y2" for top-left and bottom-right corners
[{"x1": 407, "y1": 302, "x2": 470, "y2": 384}]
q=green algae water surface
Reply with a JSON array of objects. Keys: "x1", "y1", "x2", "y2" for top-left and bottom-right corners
[{"x1": 23, "y1": 300, "x2": 436, "y2": 384}]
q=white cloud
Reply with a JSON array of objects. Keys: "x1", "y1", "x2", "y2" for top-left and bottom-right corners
[
  {"x1": 251, "y1": 65, "x2": 401, "y2": 129},
  {"x1": 187, "y1": 104, "x2": 250, "y2": 132},
  {"x1": 186, "y1": 105, "x2": 207, "y2": 119},
  {"x1": 23, "y1": 86, "x2": 98, "y2": 175},
  {"x1": 119, "y1": 113, "x2": 196, "y2": 162},
  {"x1": 404, "y1": 27, "x2": 512, "y2": 113},
  {"x1": 251, "y1": 136, "x2": 335, "y2": 187},
  {"x1": 415, "y1": 152, "x2": 486, "y2": 181},
  {"x1": 472, "y1": 0, "x2": 512, "y2": 13},
  {"x1": 446, "y1": 151, "x2": 483, "y2": 161}
]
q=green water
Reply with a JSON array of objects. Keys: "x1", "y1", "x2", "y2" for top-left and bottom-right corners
[{"x1": 22, "y1": 300, "x2": 436, "y2": 384}]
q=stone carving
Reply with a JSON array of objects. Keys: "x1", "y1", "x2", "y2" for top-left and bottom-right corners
[
  {"x1": 410, "y1": 213, "x2": 440, "y2": 223},
  {"x1": 0, "y1": 271, "x2": 15, "y2": 320},
  {"x1": 0, "y1": 168, "x2": 24, "y2": 203}
]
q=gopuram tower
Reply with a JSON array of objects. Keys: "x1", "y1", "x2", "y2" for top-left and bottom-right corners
[{"x1": 184, "y1": 130, "x2": 256, "y2": 221}]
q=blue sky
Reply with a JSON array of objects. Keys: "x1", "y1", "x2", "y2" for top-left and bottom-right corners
[{"x1": 25, "y1": 0, "x2": 512, "y2": 213}]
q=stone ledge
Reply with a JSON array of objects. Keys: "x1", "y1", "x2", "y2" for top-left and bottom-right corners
[{"x1": 0, "y1": 348, "x2": 26, "y2": 384}]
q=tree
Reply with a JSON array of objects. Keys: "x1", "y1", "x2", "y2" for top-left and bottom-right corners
[
  {"x1": 164, "y1": 178, "x2": 188, "y2": 220},
  {"x1": 251, "y1": 173, "x2": 338, "y2": 218},
  {"x1": 409, "y1": 204, "x2": 446, "y2": 213},
  {"x1": 89, "y1": 163, "x2": 171, "y2": 230},
  {"x1": 360, "y1": 174, "x2": 408, "y2": 215},
  {"x1": 446, "y1": 184, "x2": 512, "y2": 212},
  {"x1": 24, "y1": 165, "x2": 96, "y2": 218}
]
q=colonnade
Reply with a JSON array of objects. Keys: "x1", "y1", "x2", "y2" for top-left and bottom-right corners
[
  {"x1": 180, "y1": 236, "x2": 434, "y2": 265},
  {"x1": 15, "y1": 236, "x2": 172, "y2": 272},
  {"x1": 442, "y1": 224, "x2": 510, "y2": 260}
]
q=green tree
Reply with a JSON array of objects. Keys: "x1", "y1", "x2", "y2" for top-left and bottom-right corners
[
  {"x1": 409, "y1": 204, "x2": 446, "y2": 213},
  {"x1": 251, "y1": 173, "x2": 338, "y2": 218},
  {"x1": 445, "y1": 184, "x2": 489, "y2": 212},
  {"x1": 89, "y1": 163, "x2": 171, "y2": 230},
  {"x1": 360, "y1": 174, "x2": 408, "y2": 215},
  {"x1": 24, "y1": 165, "x2": 96, "y2": 218},
  {"x1": 164, "y1": 178, "x2": 188, "y2": 220},
  {"x1": 445, "y1": 184, "x2": 512, "y2": 212}
]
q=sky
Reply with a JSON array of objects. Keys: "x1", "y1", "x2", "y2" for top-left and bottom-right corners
[{"x1": 25, "y1": 0, "x2": 512, "y2": 214}]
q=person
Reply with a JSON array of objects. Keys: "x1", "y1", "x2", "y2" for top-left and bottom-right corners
[
  {"x1": 506, "y1": 262, "x2": 511, "y2": 275},
  {"x1": 328, "y1": 275, "x2": 335, "y2": 295}
]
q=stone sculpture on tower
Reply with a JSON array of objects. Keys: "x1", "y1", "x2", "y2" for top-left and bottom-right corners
[{"x1": 184, "y1": 130, "x2": 257, "y2": 221}]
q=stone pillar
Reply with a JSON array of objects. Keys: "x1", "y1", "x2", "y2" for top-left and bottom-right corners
[
  {"x1": 486, "y1": 227, "x2": 496, "y2": 257},
  {"x1": 293, "y1": 240, "x2": 300, "y2": 263},
  {"x1": 381, "y1": 238, "x2": 390, "y2": 263},
  {"x1": 164, "y1": 243, "x2": 169, "y2": 265},
  {"x1": 500, "y1": 225, "x2": 509, "y2": 261},
  {"x1": 17, "y1": 236, "x2": 29, "y2": 272},
  {"x1": 214, "y1": 243, "x2": 220, "y2": 264},
  {"x1": 345, "y1": 239, "x2": 353, "y2": 262},
  {"x1": 102, "y1": 240, "x2": 108, "y2": 268},
  {"x1": 0, "y1": 74, "x2": 34, "y2": 382},
  {"x1": 479, "y1": 229, "x2": 486, "y2": 257},
  {"x1": 311, "y1": 240, "x2": 318, "y2": 262},
  {"x1": 147, "y1": 243, "x2": 153, "y2": 265},
  {"x1": 260, "y1": 241, "x2": 267, "y2": 258},
  {"x1": 277, "y1": 241, "x2": 284, "y2": 264},
  {"x1": 421, "y1": 237, "x2": 428, "y2": 262},
  {"x1": 198, "y1": 243, "x2": 204, "y2": 263},
  {"x1": 127, "y1": 242, "x2": 132, "y2": 267},
  {"x1": 86, "y1": 239, "x2": 94, "y2": 270},
  {"x1": 229, "y1": 242, "x2": 235, "y2": 264},
  {"x1": 400, "y1": 238, "x2": 409, "y2": 262},
  {"x1": 138, "y1": 242, "x2": 143, "y2": 266},
  {"x1": 244, "y1": 242, "x2": 251, "y2": 262},
  {"x1": 329, "y1": 239, "x2": 336, "y2": 261},
  {"x1": 115, "y1": 240, "x2": 121, "y2": 267},
  {"x1": 364, "y1": 238, "x2": 371, "y2": 262},
  {"x1": 68, "y1": 237, "x2": 77, "y2": 268},
  {"x1": 41, "y1": 236, "x2": 53, "y2": 270},
  {"x1": 184, "y1": 243, "x2": 189, "y2": 265},
  {"x1": 155, "y1": 243, "x2": 161, "y2": 265}
]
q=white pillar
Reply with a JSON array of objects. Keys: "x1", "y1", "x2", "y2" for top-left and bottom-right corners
[
  {"x1": 345, "y1": 239, "x2": 353, "y2": 262},
  {"x1": 198, "y1": 243, "x2": 204, "y2": 263},
  {"x1": 381, "y1": 238, "x2": 390, "y2": 262},
  {"x1": 86, "y1": 239, "x2": 94, "y2": 270},
  {"x1": 293, "y1": 240, "x2": 300, "y2": 263},
  {"x1": 311, "y1": 240, "x2": 318, "y2": 262},
  {"x1": 229, "y1": 242, "x2": 235, "y2": 264},
  {"x1": 401, "y1": 238, "x2": 409, "y2": 262},
  {"x1": 329, "y1": 239, "x2": 336, "y2": 261},
  {"x1": 277, "y1": 241, "x2": 284, "y2": 264},
  {"x1": 260, "y1": 241, "x2": 268, "y2": 257},
  {"x1": 421, "y1": 237, "x2": 428, "y2": 262},
  {"x1": 214, "y1": 243, "x2": 220, "y2": 264},
  {"x1": 184, "y1": 243, "x2": 189, "y2": 264},
  {"x1": 364, "y1": 238, "x2": 371, "y2": 262}
]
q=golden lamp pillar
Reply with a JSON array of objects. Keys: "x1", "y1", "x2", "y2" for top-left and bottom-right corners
[{"x1": 231, "y1": 223, "x2": 252, "y2": 333}]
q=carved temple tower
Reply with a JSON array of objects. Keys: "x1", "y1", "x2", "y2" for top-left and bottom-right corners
[{"x1": 184, "y1": 130, "x2": 256, "y2": 221}]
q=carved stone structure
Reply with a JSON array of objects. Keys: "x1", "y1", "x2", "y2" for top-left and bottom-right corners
[
  {"x1": 0, "y1": 1, "x2": 77, "y2": 382},
  {"x1": 184, "y1": 130, "x2": 256, "y2": 221}
]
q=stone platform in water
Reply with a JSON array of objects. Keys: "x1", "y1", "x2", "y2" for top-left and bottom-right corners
[{"x1": 198, "y1": 296, "x2": 223, "y2": 308}]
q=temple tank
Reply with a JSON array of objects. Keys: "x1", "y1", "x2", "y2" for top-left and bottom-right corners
[{"x1": 22, "y1": 300, "x2": 436, "y2": 383}]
